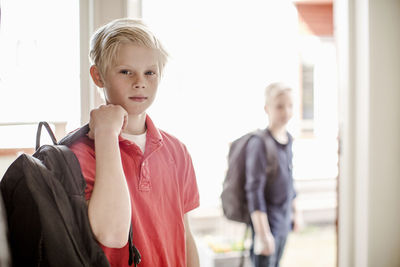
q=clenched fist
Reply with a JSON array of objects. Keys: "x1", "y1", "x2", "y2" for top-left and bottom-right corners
[{"x1": 88, "y1": 104, "x2": 128, "y2": 139}]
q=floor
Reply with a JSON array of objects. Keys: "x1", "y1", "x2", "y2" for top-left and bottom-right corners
[
  {"x1": 280, "y1": 224, "x2": 336, "y2": 267},
  {"x1": 196, "y1": 224, "x2": 336, "y2": 267}
]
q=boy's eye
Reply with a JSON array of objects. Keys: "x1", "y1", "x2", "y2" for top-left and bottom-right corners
[
  {"x1": 145, "y1": 70, "x2": 156, "y2": 76},
  {"x1": 120, "y1": 70, "x2": 132, "y2": 75}
]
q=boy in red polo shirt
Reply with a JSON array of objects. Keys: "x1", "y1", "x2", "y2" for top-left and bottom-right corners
[{"x1": 70, "y1": 18, "x2": 200, "y2": 267}]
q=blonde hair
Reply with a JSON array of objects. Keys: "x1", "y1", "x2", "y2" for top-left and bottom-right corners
[
  {"x1": 265, "y1": 82, "x2": 292, "y2": 105},
  {"x1": 89, "y1": 18, "x2": 168, "y2": 78}
]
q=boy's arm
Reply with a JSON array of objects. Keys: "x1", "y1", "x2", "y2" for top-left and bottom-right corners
[
  {"x1": 245, "y1": 136, "x2": 275, "y2": 255},
  {"x1": 250, "y1": 211, "x2": 275, "y2": 255},
  {"x1": 87, "y1": 105, "x2": 132, "y2": 248},
  {"x1": 292, "y1": 197, "x2": 303, "y2": 232},
  {"x1": 184, "y1": 214, "x2": 199, "y2": 267}
]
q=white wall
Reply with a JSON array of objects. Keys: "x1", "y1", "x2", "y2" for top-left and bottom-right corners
[
  {"x1": 336, "y1": 0, "x2": 400, "y2": 266},
  {"x1": 368, "y1": 1, "x2": 400, "y2": 266}
]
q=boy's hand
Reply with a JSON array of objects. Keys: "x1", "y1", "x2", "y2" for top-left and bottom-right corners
[
  {"x1": 254, "y1": 232, "x2": 275, "y2": 256},
  {"x1": 292, "y1": 211, "x2": 304, "y2": 232},
  {"x1": 88, "y1": 104, "x2": 128, "y2": 139}
]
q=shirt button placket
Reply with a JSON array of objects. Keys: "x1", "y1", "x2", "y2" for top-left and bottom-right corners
[{"x1": 139, "y1": 161, "x2": 151, "y2": 191}]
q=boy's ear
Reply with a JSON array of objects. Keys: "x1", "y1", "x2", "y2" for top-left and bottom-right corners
[
  {"x1": 90, "y1": 65, "x2": 104, "y2": 88},
  {"x1": 264, "y1": 104, "x2": 269, "y2": 115}
]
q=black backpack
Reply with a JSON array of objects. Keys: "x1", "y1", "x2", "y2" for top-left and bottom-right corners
[
  {"x1": 221, "y1": 129, "x2": 278, "y2": 224},
  {"x1": 0, "y1": 122, "x2": 141, "y2": 267}
]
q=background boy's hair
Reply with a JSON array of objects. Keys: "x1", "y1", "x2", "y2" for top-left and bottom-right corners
[
  {"x1": 89, "y1": 18, "x2": 168, "y2": 79},
  {"x1": 264, "y1": 82, "x2": 292, "y2": 106}
]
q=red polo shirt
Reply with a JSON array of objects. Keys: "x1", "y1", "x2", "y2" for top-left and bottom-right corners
[{"x1": 70, "y1": 115, "x2": 200, "y2": 267}]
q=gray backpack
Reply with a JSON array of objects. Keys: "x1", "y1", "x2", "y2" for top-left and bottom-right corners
[
  {"x1": 1, "y1": 122, "x2": 141, "y2": 267},
  {"x1": 221, "y1": 129, "x2": 278, "y2": 224}
]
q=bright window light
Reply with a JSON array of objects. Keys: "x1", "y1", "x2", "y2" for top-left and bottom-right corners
[
  {"x1": 142, "y1": 0, "x2": 300, "y2": 208},
  {"x1": 0, "y1": 0, "x2": 80, "y2": 147}
]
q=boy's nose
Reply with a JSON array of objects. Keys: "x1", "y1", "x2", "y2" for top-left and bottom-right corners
[{"x1": 133, "y1": 75, "x2": 146, "y2": 88}]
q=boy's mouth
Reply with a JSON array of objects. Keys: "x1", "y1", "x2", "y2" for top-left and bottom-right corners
[{"x1": 129, "y1": 96, "x2": 147, "y2": 102}]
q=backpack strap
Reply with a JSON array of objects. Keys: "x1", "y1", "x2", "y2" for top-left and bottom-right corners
[
  {"x1": 254, "y1": 129, "x2": 278, "y2": 179},
  {"x1": 36, "y1": 122, "x2": 58, "y2": 150},
  {"x1": 58, "y1": 124, "x2": 90, "y2": 146},
  {"x1": 36, "y1": 122, "x2": 90, "y2": 149},
  {"x1": 238, "y1": 224, "x2": 250, "y2": 267},
  {"x1": 128, "y1": 223, "x2": 141, "y2": 266}
]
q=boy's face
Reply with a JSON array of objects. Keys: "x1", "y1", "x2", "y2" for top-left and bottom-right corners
[
  {"x1": 101, "y1": 43, "x2": 160, "y2": 116},
  {"x1": 265, "y1": 92, "x2": 293, "y2": 128}
]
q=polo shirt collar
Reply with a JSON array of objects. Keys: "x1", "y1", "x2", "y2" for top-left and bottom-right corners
[
  {"x1": 145, "y1": 114, "x2": 163, "y2": 144},
  {"x1": 117, "y1": 114, "x2": 162, "y2": 148}
]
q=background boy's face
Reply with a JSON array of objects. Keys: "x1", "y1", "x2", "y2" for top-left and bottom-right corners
[
  {"x1": 265, "y1": 92, "x2": 293, "y2": 127},
  {"x1": 101, "y1": 43, "x2": 160, "y2": 116}
]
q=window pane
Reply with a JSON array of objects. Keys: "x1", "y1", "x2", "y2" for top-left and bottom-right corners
[
  {"x1": 0, "y1": 0, "x2": 80, "y2": 131},
  {"x1": 302, "y1": 63, "x2": 314, "y2": 120}
]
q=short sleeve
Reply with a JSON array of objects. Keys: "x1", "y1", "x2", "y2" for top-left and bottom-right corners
[
  {"x1": 70, "y1": 138, "x2": 96, "y2": 201},
  {"x1": 181, "y1": 145, "x2": 200, "y2": 213}
]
